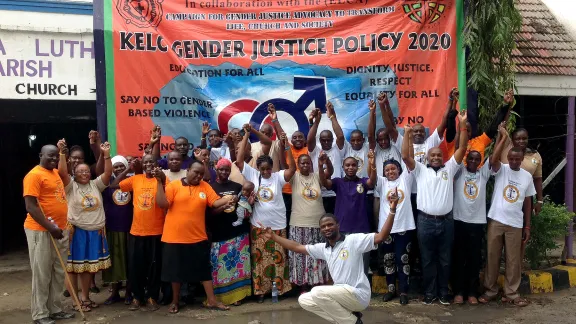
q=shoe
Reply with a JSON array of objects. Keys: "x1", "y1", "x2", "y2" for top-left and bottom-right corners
[
  {"x1": 422, "y1": 295, "x2": 437, "y2": 305},
  {"x1": 382, "y1": 292, "x2": 396, "y2": 302},
  {"x1": 63, "y1": 290, "x2": 70, "y2": 298},
  {"x1": 439, "y1": 295, "x2": 451, "y2": 305},
  {"x1": 33, "y1": 318, "x2": 55, "y2": 324},
  {"x1": 353, "y1": 312, "x2": 363, "y2": 324},
  {"x1": 128, "y1": 299, "x2": 141, "y2": 311},
  {"x1": 400, "y1": 295, "x2": 409, "y2": 305},
  {"x1": 90, "y1": 286, "x2": 101, "y2": 294},
  {"x1": 146, "y1": 298, "x2": 160, "y2": 311},
  {"x1": 50, "y1": 311, "x2": 75, "y2": 320},
  {"x1": 257, "y1": 295, "x2": 265, "y2": 303}
]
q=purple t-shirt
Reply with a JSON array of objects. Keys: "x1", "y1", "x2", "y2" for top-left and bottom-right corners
[
  {"x1": 102, "y1": 186, "x2": 133, "y2": 232},
  {"x1": 332, "y1": 177, "x2": 370, "y2": 233},
  {"x1": 158, "y1": 155, "x2": 193, "y2": 170}
]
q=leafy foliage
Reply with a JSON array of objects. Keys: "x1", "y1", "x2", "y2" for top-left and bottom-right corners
[
  {"x1": 464, "y1": 0, "x2": 522, "y2": 131},
  {"x1": 525, "y1": 200, "x2": 574, "y2": 269}
]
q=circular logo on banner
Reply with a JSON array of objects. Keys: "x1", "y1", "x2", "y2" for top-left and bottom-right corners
[
  {"x1": 257, "y1": 187, "x2": 273, "y2": 202},
  {"x1": 112, "y1": 189, "x2": 132, "y2": 206},
  {"x1": 503, "y1": 185, "x2": 520, "y2": 203},
  {"x1": 464, "y1": 181, "x2": 479, "y2": 200},
  {"x1": 116, "y1": 0, "x2": 164, "y2": 28}
]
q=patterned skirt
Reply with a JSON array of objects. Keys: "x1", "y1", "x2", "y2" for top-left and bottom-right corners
[
  {"x1": 66, "y1": 225, "x2": 111, "y2": 273},
  {"x1": 250, "y1": 225, "x2": 292, "y2": 296},
  {"x1": 289, "y1": 226, "x2": 329, "y2": 286},
  {"x1": 210, "y1": 233, "x2": 252, "y2": 305}
]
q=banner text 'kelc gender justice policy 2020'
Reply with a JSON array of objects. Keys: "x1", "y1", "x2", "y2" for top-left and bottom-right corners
[{"x1": 97, "y1": 0, "x2": 458, "y2": 156}]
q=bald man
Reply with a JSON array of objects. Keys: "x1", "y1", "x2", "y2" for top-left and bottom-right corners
[
  {"x1": 402, "y1": 111, "x2": 469, "y2": 306},
  {"x1": 24, "y1": 145, "x2": 74, "y2": 324}
]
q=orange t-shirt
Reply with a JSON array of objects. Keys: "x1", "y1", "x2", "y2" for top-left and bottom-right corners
[
  {"x1": 23, "y1": 166, "x2": 68, "y2": 231},
  {"x1": 119, "y1": 174, "x2": 165, "y2": 236},
  {"x1": 161, "y1": 180, "x2": 219, "y2": 244},
  {"x1": 439, "y1": 139, "x2": 456, "y2": 163},
  {"x1": 282, "y1": 146, "x2": 309, "y2": 194},
  {"x1": 465, "y1": 133, "x2": 492, "y2": 166}
]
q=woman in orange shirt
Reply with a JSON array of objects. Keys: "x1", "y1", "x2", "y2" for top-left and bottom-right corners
[{"x1": 156, "y1": 159, "x2": 235, "y2": 314}]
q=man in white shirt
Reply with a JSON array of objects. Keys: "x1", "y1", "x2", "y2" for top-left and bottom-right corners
[
  {"x1": 260, "y1": 189, "x2": 399, "y2": 324},
  {"x1": 402, "y1": 111, "x2": 468, "y2": 305},
  {"x1": 480, "y1": 128, "x2": 535, "y2": 307},
  {"x1": 307, "y1": 102, "x2": 345, "y2": 214}
]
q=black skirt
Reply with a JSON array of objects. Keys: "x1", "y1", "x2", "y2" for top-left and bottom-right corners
[{"x1": 161, "y1": 240, "x2": 212, "y2": 283}]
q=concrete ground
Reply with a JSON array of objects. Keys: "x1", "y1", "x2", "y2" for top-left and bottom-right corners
[{"x1": 0, "y1": 268, "x2": 575, "y2": 324}]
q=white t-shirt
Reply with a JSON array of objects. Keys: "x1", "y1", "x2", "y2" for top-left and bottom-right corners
[
  {"x1": 375, "y1": 172, "x2": 415, "y2": 233},
  {"x1": 163, "y1": 169, "x2": 187, "y2": 183},
  {"x1": 488, "y1": 164, "x2": 536, "y2": 228},
  {"x1": 373, "y1": 144, "x2": 403, "y2": 197},
  {"x1": 309, "y1": 145, "x2": 343, "y2": 197},
  {"x1": 306, "y1": 233, "x2": 376, "y2": 308},
  {"x1": 241, "y1": 163, "x2": 287, "y2": 230},
  {"x1": 453, "y1": 161, "x2": 491, "y2": 224},
  {"x1": 411, "y1": 156, "x2": 460, "y2": 215},
  {"x1": 340, "y1": 141, "x2": 369, "y2": 178},
  {"x1": 396, "y1": 129, "x2": 442, "y2": 165},
  {"x1": 65, "y1": 176, "x2": 108, "y2": 231}
]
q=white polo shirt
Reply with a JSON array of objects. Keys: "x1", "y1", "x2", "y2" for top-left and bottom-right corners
[
  {"x1": 453, "y1": 161, "x2": 491, "y2": 224},
  {"x1": 411, "y1": 156, "x2": 460, "y2": 215},
  {"x1": 488, "y1": 164, "x2": 536, "y2": 228},
  {"x1": 310, "y1": 145, "x2": 343, "y2": 197},
  {"x1": 396, "y1": 129, "x2": 442, "y2": 165},
  {"x1": 306, "y1": 233, "x2": 376, "y2": 308}
]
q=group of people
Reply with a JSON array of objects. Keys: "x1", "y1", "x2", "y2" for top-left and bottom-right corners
[{"x1": 24, "y1": 88, "x2": 543, "y2": 324}]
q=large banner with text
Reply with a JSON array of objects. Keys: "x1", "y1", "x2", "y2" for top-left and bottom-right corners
[{"x1": 96, "y1": 0, "x2": 458, "y2": 156}]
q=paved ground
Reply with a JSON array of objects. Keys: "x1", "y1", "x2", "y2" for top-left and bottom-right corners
[{"x1": 0, "y1": 269, "x2": 575, "y2": 324}]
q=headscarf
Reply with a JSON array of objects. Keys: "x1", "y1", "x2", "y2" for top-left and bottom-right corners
[
  {"x1": 216, "y1": 158, "x2": 232, "y2": 169},
  {"x1": 111, "y1": 155, "x2": 128, "y2": 169}
]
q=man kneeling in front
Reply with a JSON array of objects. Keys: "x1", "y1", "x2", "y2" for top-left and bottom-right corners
[{"x1": 260, "y1": 189, "x2": 398, "y2": 324}]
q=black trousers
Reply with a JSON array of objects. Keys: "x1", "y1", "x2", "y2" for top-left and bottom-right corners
[
  {"x1": 283, "y1": 193, "x2": 292, "y2": 238},
  {"x1": 128, "y1": 235, "x2": 162, "y2": 302},
  {"x1": 323, "y1": 196, "x2": 336, "y2": 214},
  {"x1": 451, "y1": 220, "x2": 484, "y2": 298}
]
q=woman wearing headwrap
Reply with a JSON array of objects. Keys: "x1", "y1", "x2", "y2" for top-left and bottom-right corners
[
  {"x1": 56, "y1": 139, "x2": 113, "y2": 312},
  {"x1": 102, "y1": 155, "x2": 135, "y2": 305},
  {"x1": 206, "y1": 158, "x2": 253, "y2": 306},
  {"x1": 373, "y1": 159, "x2": 414, "y2": 305}
]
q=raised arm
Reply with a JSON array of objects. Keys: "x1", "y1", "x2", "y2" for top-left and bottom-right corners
[
  {"x1": 436, "y1": 88, "x2": 458, "y2": 137},
  {"x1": 453, "y1": 111, "x2": 469, "y2": 164},
  {"x1": 307, "y1": 108, "x2": 321, "y2": 152},
  {"x1": 154, "y1": 168, "x2": 169, "y2": 209},
  {"x1": 200, "y1": 121, "x2": 210, "y2": 149},
  {"x1": 150, "y1": 125, "x2": 162, "y2": 161},
  {"x1": 235, "y1": 125, "x2": 250, "y2": 171},
  {"x1": 485, "y1": 88, "x2": 515, "y2": 139},
  {"x1": 365, "y1": 149, "x2": 377, "y2": 188},
  {"x1": 401, "y1": 125, "x2": 416, "y2": 171},
  {"x1": 24, "y1": 196, "x2": 64, "y2": 239},
  {"x1": 367, "y1": 100, "x2": 377, "y2": 150},
  {"x1": 317, "y1": 152, "x2": 333, "y2": 189},
  {"x1": 109, "y1": 158, "x2": 139, "y2": 189},
  {"x1": 378, "y1": 92, "x2": 398, "y2": 142},
  {"x1": 251, "y1": 126, "x2": 273, "y2": 156},
  {"x1": 100, "y1": 142, "x2": 113, "y2": 185},
  {"x1": 280, "y1": 132, "x2": 296, "y2": 182},
  {"x1": 490, "y1": 122, "x2": 508, "y2": 172},
  {"x1": 326, "y1": 101, "x2": 345, "y2": 150},
  {"x1": 374, "y1": 187, "x2": 398, "y2": 244},
  {"x1": 56, "y1": 139, "x2": 71, "y2": 187},
  {"x1": 261, "y1": 222, "x2": 308, "y2": 255},
  {"x1": 194, "y1": 148, "x2": 212, "y2": 181},
  {"x1": 268, "y1": 103, "x2": 287, "y2": 139},
  {"x1": 89, "y1": 130, "x2": 105, "y2": 176},
  {"x1": 445, "y1": 94, "x2": 459, "y2": 144}
]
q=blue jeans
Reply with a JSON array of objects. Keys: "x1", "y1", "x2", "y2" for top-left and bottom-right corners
[{"x1": 417, "y1": 211, "x2": 454, "y2": 298}]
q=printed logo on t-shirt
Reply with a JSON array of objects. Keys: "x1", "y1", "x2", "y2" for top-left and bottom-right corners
[
  {"x1": 199, "y1": 192, "x2": 206, "y2": 199},
  {"x1": 354, "y1": 156, "x2": 364, "y2": 173},
  {"x1": 503, "y1": 184, "x2": 520, "y2": 203},
  {"x1": 339, "y1": 249, "x2": 349, "y2": 260},
  {"x1": 257, "y1": 186, "x2": 274, "y2": 202},
  {"x1": 54, "y1": 184, "x2": 66, "y2": 203},
  {"x1": 301, "y1": 187, "x2": 319, "y2": 201},
  {"x1": 415, "y1": 151, "x2": 426, "y2": 164},
  {"x1": 136, "y1": 190, "x2": 154, "y2": 210},
  {"x1": 441, "y1": 171, "x2": 448, "y2": 180},
  {"x1": 112, "y1": 189, "x2": 131, "y2": 206},
  {"x1": 356, "y1": 183, "x2": 364, "y2": 194},
  {"x1": 81, "y1": 194, "x2": 99, "y2": 211},
  {"x1": 386, "y1": 188, "x2": 405, "y2": 205},
  {"x1": 463, "y1": 181, "x2": 479, "y2": 200}
]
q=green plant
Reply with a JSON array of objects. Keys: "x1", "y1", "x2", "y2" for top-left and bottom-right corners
[
  {"x1": 463, "y1": 0, "x2": 522, "y2": 131},
  {"x1": 525, "y1": 199, "x2": 574, "y2": 269}
]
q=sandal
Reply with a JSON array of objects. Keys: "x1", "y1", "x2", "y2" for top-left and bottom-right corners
[
  {"x1": 478, "y1": 294, "x2": 497, "y2": 304},
  {"x1": 85, "y1": 299, "x2": 99, "y2": 308},
  {"x1": 507, "y1": 297, "x2": 529, "y2": 307},
  {"x1": 73, "y1": 303, "x2": 91, "y2": 313},
  {"x1": 124, "y1": 295, "x2": 133, "y2": 306},
  {"x1": 104, "y1": 295, "x2": 122, "y2": 305},
  {"x1": 168, "y1": 303, "x2": 179, "y2": 314},
  {"x1": 146, "y1": 298, "x2": 160, "y2": 312},
  {"x1": 454, "y1": 295, "x2": 464, "y2": 305},
  {"x1": 128, "y1": 299, "x2": 141, "y2": 311},
  {"x1": 233, "y1": 301, "x2": 242, "y2": 306},
  {"x1": 202, "y1": 301, "x2": 230, "y2": 311},
  {"x1": 468, "y1": 296, "x2": 479, "y2": 305}
]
